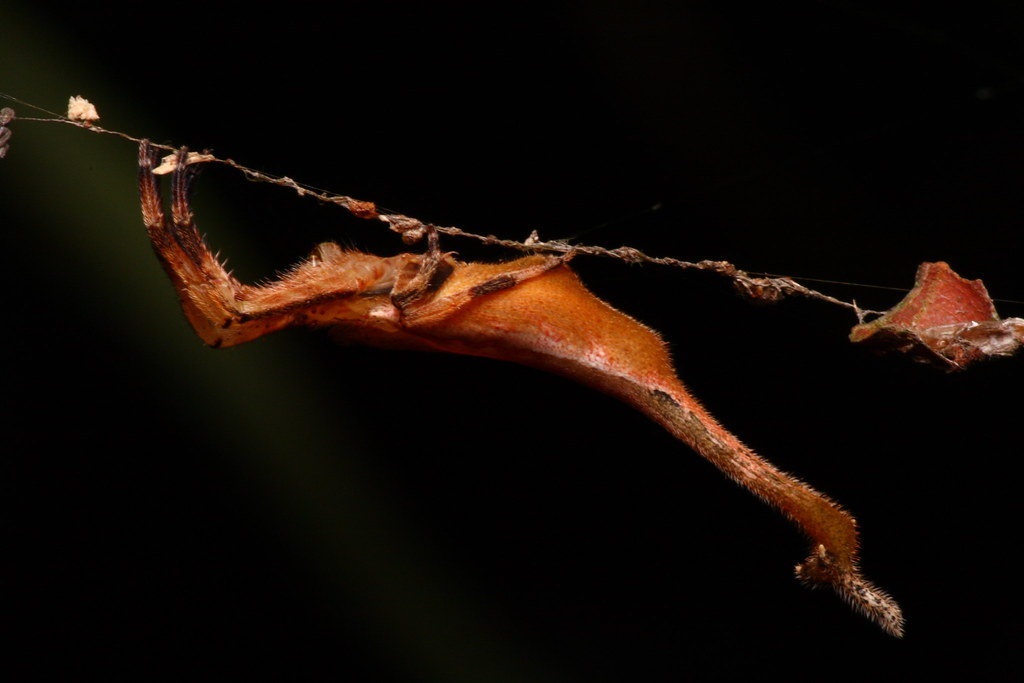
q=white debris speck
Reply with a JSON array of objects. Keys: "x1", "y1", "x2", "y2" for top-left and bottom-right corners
[
  {"x1": 67, "y1": 96, "x2": 99, "y2": 124},
  {"x1": 152, "y1": 151, "x2": 217, "y2": 175}
]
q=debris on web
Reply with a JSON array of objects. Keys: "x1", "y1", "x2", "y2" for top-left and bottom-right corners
[
  {"x1": 0, "y1": 107, "x2": 15, "y2": 158},
  {"x1": 153, "y1": 151, "x2": 217, "y2": 175},
  {"x1": 66, "y1": 96, "x2": 99, "y2": 125}
]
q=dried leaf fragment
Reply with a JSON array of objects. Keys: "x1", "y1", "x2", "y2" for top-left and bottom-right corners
[{"x1": 850, "y1": 261, "x2": 1023, "y2": 370}]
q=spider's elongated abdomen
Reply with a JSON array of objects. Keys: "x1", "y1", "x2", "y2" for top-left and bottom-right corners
[{"x1": 405, "y1": 259, "x2": 903, "y2": 637}]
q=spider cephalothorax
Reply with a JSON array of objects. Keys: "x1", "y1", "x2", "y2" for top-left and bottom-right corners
[{"x1": 139, "y1": 141, "x2": 903, "y2": 636}]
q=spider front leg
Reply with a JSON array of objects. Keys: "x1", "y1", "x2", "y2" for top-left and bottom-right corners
[
  {"x1": 138, "y1": 141, "x2": 418, "y2": 348},
  {"x1": 392, "y1": 234, "x2": 574, "y2": 328}
]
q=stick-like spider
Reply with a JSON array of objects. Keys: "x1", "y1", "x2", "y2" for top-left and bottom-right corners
[{"x1": 138, "y1": 141, "x2": 904, "y2": 637}]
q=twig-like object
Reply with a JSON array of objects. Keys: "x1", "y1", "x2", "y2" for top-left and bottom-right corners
[
  {"x1": 2, "y1": 101, "x2": 879, "y2": 321},
  {"x1": 217, "y1": 157, "x2": 879, "y2": 319}
]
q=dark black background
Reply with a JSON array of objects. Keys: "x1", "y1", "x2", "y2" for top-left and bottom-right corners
[{"x1": 4, "y1": 1, "x2": 1022, "y2": 679}]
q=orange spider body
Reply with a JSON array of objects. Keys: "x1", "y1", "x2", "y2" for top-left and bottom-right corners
[{"x1": 139, "y1": 142, "x2": 903, "y2": 636}]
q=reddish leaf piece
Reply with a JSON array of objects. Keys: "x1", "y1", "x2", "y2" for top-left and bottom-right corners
[{"x1": 850, "y1": 262, "x2": 1023, "y2": 370}]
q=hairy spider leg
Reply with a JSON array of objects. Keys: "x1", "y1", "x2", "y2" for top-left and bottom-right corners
[{"x1": 139, "y1": 142, "x2": 420, "y2": 348}]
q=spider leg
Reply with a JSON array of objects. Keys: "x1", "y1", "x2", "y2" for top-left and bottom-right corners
[
  {"x1": 139, "y1": 142, "x2": 230, "y2": 295},
  {"x1": 139, "y1": 141, "x2": 413, "y2": 348},
  {"x1": 390, "y1": 226, "x2": 456, "y2": 310},
  {"x1": 396, "y1": 250, "x2": 574, "y2": 328}
]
